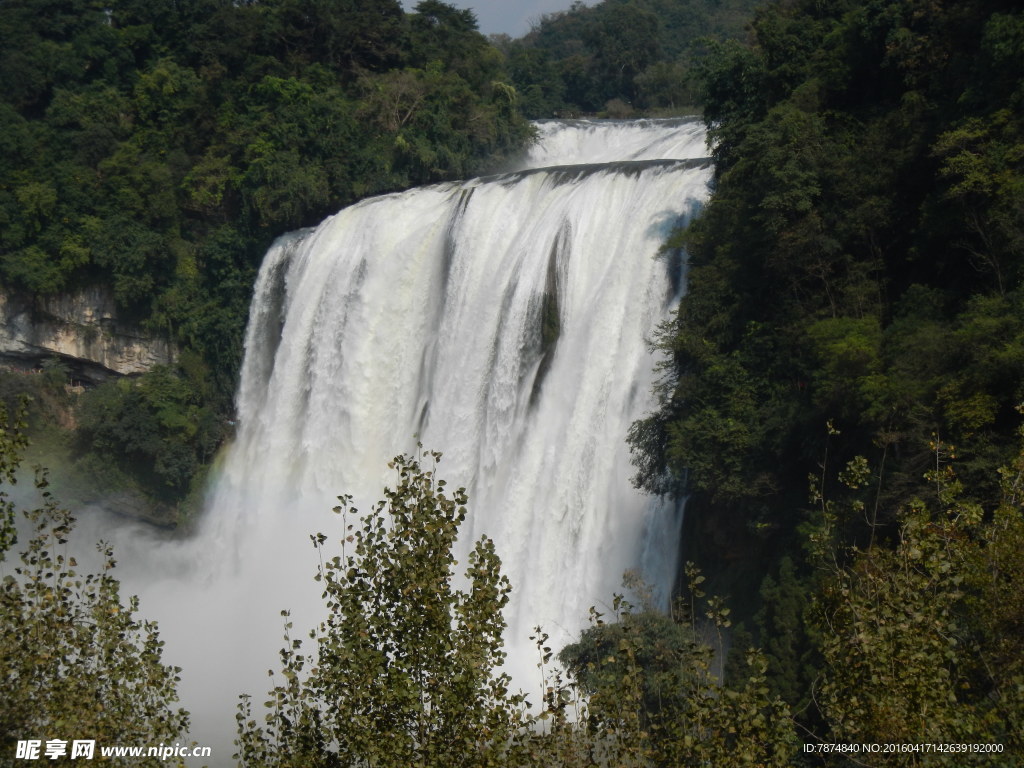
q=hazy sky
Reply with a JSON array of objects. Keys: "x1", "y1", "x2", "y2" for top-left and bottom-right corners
[{"x1": 402, "y1": 0, "x2": 586, "y2": 38}]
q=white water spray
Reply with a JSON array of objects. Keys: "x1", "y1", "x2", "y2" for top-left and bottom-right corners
[
  {"x1": 80, "y1": 119, "x2": 712, "y2": 763},
  {"x1": 515, "y1": 117, "x2": 708, "y2": 169}
]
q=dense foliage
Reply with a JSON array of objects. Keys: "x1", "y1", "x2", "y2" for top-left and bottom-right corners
[
  {"x1": 795, "y1": 434, "x2": 1024, "y2": 762},
  {"x1": 495, "y1": 0, "x2": 761, "y2": 117},
  {"x1": 0, "y1": 0, "x2": 531, "y2": 513},
  {"x1": 628, "y1": 0, "x2": 1024, "y2": 748},
  {"x1": 0, "y1": 404, "x2": 189, "y2": 765},
  {"x1": 75, "y1": 362, "x2": 222, "y2": 502},
  {"x1": 557, "y1": 583, "x2": 797, "y2": 767}
]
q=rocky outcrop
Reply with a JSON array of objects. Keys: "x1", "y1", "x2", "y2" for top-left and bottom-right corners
[{"x1": 0, "y1": 287, "x2": 176, "y2": 382}]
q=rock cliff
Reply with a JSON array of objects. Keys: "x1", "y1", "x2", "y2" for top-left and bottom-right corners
[{"x1": 0, "y1": 287, "x2": 175, "y2": 381}]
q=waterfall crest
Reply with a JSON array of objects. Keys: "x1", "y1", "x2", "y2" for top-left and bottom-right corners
[{"x1": 516, "y1": 117, "x2": 708, "y2": 168}]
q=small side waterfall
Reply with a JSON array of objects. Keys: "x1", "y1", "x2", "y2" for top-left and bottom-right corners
[{"x1": 96, "y1": 119, "x2": 712, "y2": 761}]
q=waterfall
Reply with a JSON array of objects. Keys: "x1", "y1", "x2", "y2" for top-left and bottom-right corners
[{"x1": 91, "y1": 118, "x2": 712, "y2": 762}]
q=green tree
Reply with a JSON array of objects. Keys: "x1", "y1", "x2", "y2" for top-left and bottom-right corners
[
  {"x1": 557, "y1": 576, "x2": 797, "y2": 768},
  {"x1": 75, "y1": 366, "x2": 223, "y2": 504},
  {"x1": 0, "y1": 403, "x2": 189, "y2": 765},
  {"x1": 503, "y1": 0, "x2": 761, "y2": 117},
  {"x1": 810, "y1": 439, "x2": 1024, "y2": 763},
  {"x1": 754, "y1": 556, "x2": 817, "y2": 712},
  {"x1": 581, "y1": 3, "x2": 661, "y2": 106},
  {"x1": 236, "y1": 449, "x2": 529, "y2": 768}
]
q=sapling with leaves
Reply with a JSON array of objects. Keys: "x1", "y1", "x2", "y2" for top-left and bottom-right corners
[
  {"x1": 236, "y1": 448, "x2": 531, "y2": 768},
  {"x1": 0, "y1": 402, "x2": 189, "y2": 766},
  {"x1": 810, "y1": 425, "x2": 1024, "y2": 763}
]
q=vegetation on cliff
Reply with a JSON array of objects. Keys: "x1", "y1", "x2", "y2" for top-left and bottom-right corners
[{"x1": 627, "y1": 0, "x2": 1024, "y2": 748}]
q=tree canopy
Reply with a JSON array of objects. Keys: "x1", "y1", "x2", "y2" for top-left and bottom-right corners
[
  {"x1": 235, "y1": 450, "x2": 800, "y2": 768},
  {"x1": 628, "y1": 0, "x2": 1024, "y2": 746},
  {"x1": 0, "y1": 403, "x2": 189, "y2": 764},
  {"x1": 497, "y1": 0, "x2": 761, "y2": 116}
]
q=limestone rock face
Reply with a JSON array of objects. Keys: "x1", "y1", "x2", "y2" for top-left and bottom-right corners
[{"x1": 0, "y1": 287, "x2": 176, "y2": 380}]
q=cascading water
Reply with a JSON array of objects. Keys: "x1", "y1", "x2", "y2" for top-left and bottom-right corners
[
  {"x1": 515, "y1": 117, "x2": 707, "y2": 168},
  {"x1": 85, "y1": 118, "x2": 712, "y2": 763}
]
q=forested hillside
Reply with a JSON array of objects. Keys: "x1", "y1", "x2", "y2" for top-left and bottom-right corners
[
  {"x1": 629, "y1": 0, "x2": 1024, "y2": 750},
  {"x1": 495, "y1": 0, "x2": 761, "y2": 116},
  {"x1": 0, "y1": 0, "x2": 530, "y2": 517}
]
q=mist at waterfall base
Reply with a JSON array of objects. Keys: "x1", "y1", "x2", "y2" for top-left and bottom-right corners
[{"x1": 70, "y1": 119, "x2": 712, "y2": 762}]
